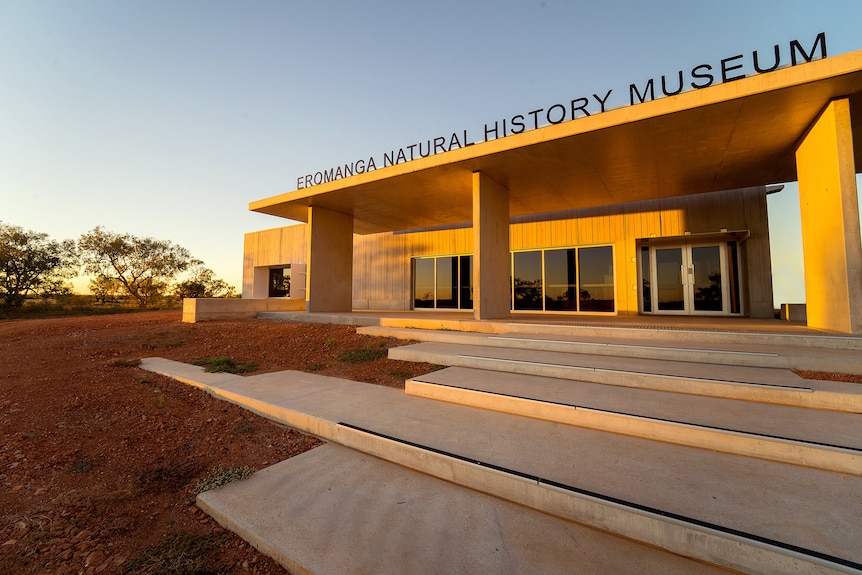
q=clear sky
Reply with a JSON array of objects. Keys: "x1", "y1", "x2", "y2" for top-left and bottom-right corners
[{"x1": 2, "y1": 0, "x2": 860, "y2": 305}]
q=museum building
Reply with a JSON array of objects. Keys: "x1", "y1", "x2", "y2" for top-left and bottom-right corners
[{"x1": 241, "y1": 46, "x2": 862, "y2": 334}]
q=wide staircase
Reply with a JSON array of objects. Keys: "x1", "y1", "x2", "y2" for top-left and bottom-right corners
[
  {"x1": 364, "y1": 324, "x2": 862, "y2": 574},
  {"x1": 147, "y1": 320, "x2": 862, "y2": 574}
]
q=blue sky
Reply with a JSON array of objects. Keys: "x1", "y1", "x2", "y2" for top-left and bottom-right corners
[{"x1": 2, "y1": 0, "x2": 860, "y2": 305}]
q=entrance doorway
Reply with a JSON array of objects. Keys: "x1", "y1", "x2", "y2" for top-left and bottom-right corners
[{"x1": 641, "y1": 242, "x2": 741, "y2": 315}]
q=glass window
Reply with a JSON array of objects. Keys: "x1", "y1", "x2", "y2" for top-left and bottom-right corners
[
  {"x1": 413, "y1": 258, "x2": 435, "y2": 308},
  {"x1": 640, "y1": 246, "x2": 651, "y2": 312},
  {"x1": 691, "y1": 245, "x2": 723, "y2": 312},
  {"x1": 412, "y1": 256, "x2": 473, "y2": 310},
  {"x1": 656, "y1": 248, "x2": 685, "y2": 311},
  {"x1": 513, "y1": 251, "x2": 543, "y2": 310},
  {"x1": 436, "y1": 257, "x2": 458, "y2": 309},
  {"x1": 413, "y1": 246, "x2": 616, "y2": 314},
  {"x1": 727, "y1": 242, "x2": 741, "y2": 314},
  {"x1": 578, "y1": 246, "x2": 614, "y2": 312},
  {"x1": 459, "y1": 255, "x2": 473, "y2": 310},
  {"x1": 544, "y1": 249, "x2": 578, "y2": 311},
  {"x1": 268, "y1": 267, "x2": 291, "y2": 298}
]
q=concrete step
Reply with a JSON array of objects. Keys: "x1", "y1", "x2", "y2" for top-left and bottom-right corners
[
  {"x1": 406, "y1": 367, "x2": 862, "y2": 475},
  {"x1": 388, "y1": 342, "x2": 862, "y2": 412},
  {"x1": 141, "y1": 357, "x2": 862, "y2": 575},
  {"x1": 198, "y1": 443, "x2": 735, "y2": 575},
  {"x1": 267, "y1": 312, "x2": 862, "y2": 353},
  {"x1": 359, "y1": 326, "x2": 862, "y2": 373}
]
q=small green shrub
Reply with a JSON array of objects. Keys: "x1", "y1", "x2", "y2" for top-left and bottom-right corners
[
  {"x1": 121, "y1": 530, "x2": 226, "y2": 575},
  {"x1": 105, "y1": 357, "x2": 141, "y2": 368},
  {"x1": 135, "y1": 460, "x2": 204, "y2": 495},
  {"x1": 69, "y1": 456, "x2": 94, "y2": 474},
  {"x1": 337, "y1": 348, "x2": 387, "y2": 363},
  {"x1": 233, "y1": 418, "x2": 257, "y2": 436},
  {"x1": 191, "y1": 465, "x2": 255, "y2": 496},
  {"x1": 323, "y1": 336, "x2": 337, "y2": 348},
  {"x1": 191, "y1": 357, "x2": 258, "y2": 374}
]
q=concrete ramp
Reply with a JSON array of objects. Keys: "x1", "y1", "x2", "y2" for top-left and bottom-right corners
[{"x1": 198, "y1": 443, "x2": 733, "y2": 575}]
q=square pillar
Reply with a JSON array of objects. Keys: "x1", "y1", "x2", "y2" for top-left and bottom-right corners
[
  {"x1": 795, "y1": 98, "x2": 862, "y2": 334},
  {"x1": 306, "y1": 206, "x2": 354, "y2": 312},
  {"x1": 473, "y1": 171, "x2": 511, "y2": 320}
]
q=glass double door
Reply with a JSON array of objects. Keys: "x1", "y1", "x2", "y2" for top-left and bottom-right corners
[{"x1": 644, "y1": 244, "x2": 731, "y2": 315}]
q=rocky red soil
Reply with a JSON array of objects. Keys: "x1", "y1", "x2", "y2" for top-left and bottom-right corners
[{"x1": 0, "y1": 311, "x2": 433, "y2": 574}]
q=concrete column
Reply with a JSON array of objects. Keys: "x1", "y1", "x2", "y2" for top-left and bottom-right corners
[
  {"x1": 795, "y1": 98, "x2": 862, "y2": 334},
  {"x1": 473, "y1": 171, "x2": 511, "y2": 320},
  {"x1": 306, "y1": 206, "x2": 354, "y2": 312},
  {"x1": 742, "y1": 187, "x2": 775, "y2": 319}
]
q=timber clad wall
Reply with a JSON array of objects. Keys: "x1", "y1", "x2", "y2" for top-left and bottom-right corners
[{"x1": 243, "y1": 187, "x2": 773, "y2": 316}]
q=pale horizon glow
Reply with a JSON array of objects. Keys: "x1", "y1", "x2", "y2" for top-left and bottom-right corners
[{"x1": 2, "y1": 1, "x2": 860, "y2": 307}]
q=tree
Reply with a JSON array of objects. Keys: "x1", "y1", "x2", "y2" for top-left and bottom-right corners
[
  {"x1": 172, "y1": 261, "x2": 236, "y2": 300},
  {"x1": 79, "y1": 227, "x2": 192, "y2": 308},
  {"x1": 0, "y1": 222, "x2": 78, "y2": 310},
  {"x1": 89, "y1": 274, "x2": 124, "y2": 304}
]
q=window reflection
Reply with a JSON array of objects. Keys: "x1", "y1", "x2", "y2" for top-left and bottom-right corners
[
  {"x1": 578, "y1": 246, "x2": 615, "y2": 312},
  {"x1": 413, "y1": 258, "x2": 434, "y2": 308},
  {"x1": 513, "y1": 251, "x2": 543, "y2": 310}
]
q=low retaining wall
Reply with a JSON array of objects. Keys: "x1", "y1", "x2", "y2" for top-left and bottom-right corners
[
  {"x1": 780, "y1": 303, "x2": 807, "y2": 322},
  {"x1": 182, "y1": 298, "x2": 306, "y2": 323}
]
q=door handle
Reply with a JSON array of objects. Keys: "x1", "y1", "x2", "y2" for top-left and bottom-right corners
[{"x1": 681, "y1": 264, "x2": 694, "y2": 286}]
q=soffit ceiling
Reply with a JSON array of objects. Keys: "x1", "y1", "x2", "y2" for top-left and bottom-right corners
[{"x1": 251, "y1": 50, "x2": 862, "y2": 235}]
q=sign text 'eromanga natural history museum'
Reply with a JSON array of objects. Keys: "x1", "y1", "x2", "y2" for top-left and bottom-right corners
[{"x1": 226, "y1": 32, "x2": 862, "y2": 334}]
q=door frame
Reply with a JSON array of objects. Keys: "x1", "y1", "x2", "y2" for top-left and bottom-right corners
[{"x1": 641, "y1": 242, "x2": 734, "y2": 316}]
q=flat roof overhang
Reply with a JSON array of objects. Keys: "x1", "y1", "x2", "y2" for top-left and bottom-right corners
[{"x1": 251, "y1": 50, "x2": 862, "y2": 235}]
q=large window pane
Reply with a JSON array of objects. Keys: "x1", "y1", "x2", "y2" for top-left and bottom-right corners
[
  {"x1": 578, "y1": 246, "x2": 614, "y2": 312},
  {"x1": 640, "y1": 246, "x2": 651, "y2": 312},
  {"x1": 656, "y1": 248, "x2": 684, "y2": 311},
  {"x1": 513, "y1": 251, "x2": 543, "y2": 310},
  {"x1": 691, "y1": 245, "x2": 723, "y2": 312},
  {"x1": 413, "y1": 258, "x2": 435, "y2": 308},
  {"x1": 459, "y1": 256, "x2": 473, "y2": 310},
  {"x1": 544, "y1": 249, "x2": 577, "y2": 311},
  {"x1": 436, "y1": 257, "x2": 458, "y2": 309}
]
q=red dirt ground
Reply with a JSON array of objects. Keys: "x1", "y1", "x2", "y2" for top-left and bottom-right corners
[
  {"x1": 2, "y1": 310, "x2": 858, "y2": 574},
  {"x1": 0, "y1": 310, "x2": 433, "y2": 574}
]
